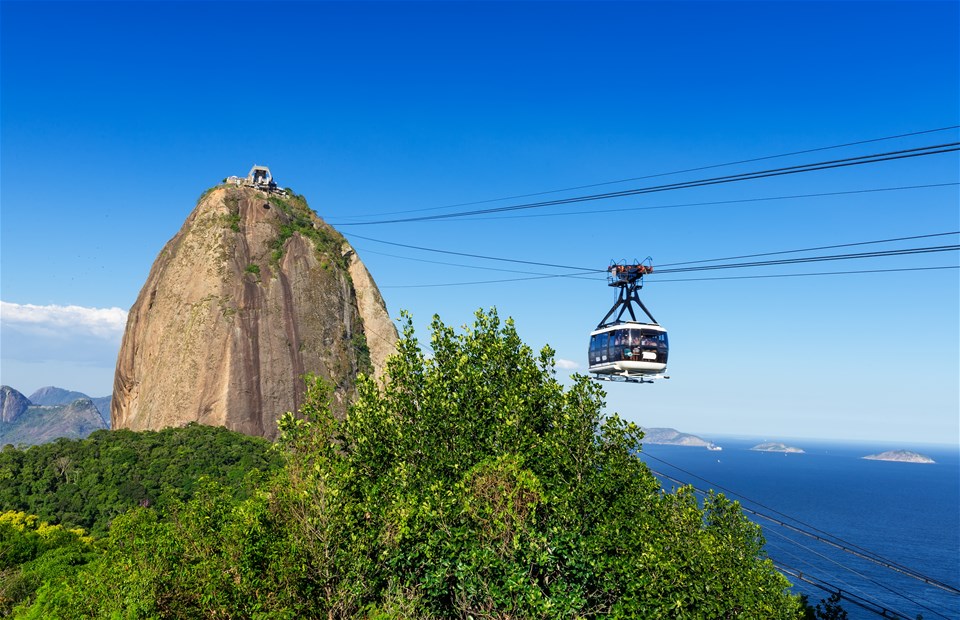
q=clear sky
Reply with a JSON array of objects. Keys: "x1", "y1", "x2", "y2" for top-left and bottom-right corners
[{"x1": 1, "y1": 1, "x2": 957, "y2": 445}]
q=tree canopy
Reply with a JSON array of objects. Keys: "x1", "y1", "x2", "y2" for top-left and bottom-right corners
[
  {"x1": 0, "y1": 422, "x2": 280, "y2": 536},
  {"x1": 12, "y1": 309, "x2": 805, "y2": 618}
]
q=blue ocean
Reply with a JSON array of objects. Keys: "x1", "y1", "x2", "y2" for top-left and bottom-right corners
[{"x1": 637, "y1": 437, "x2": 960, "y2": 620}]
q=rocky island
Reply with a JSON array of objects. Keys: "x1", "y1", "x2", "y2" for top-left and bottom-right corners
[
  {"x1": 751, "y1": 442, "x2": 805, "y2": 454},
  {"x1": 862, "y1": 450, "x2": 935, "y2": 464},
  {"x1": 641, "y1": 427, "x2": 722, "y2": 451}
]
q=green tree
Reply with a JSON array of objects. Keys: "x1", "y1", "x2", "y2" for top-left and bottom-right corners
[
  {"x1": 0, "y1": 511, "x2": 95, "y2": 615},
  {"x1": 815, "y1": 591, "x2": 849, "y2": 620},
  {"x1": 330, "y1": 309, "x2": 803, "y2": 618},
  {"x1": 18, "y1": 308, "x2": 805, "y2": 619},
  {"x1": 0, "y1": 424, "x2": 280, "y2": 536}
]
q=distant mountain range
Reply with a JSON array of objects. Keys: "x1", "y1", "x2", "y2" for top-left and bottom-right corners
[{"x1": 0, "y1": 385, "x2": 112, "y2": 447}]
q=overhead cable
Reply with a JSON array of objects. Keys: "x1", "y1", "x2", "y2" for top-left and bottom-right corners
[
  {"x1": 331, "y1": 142, "x2": 959, "y2": 225},
  {"x1": 651, "y1": 468, "x2": 955, "y2": 619},
  {"x1": 644, "y1": 456, "x2": 960, "y2": 595},
  {"x1": 442, "y1": 182, "x2": 960, "y2": 222},
  {"x1": 347, "y1": 233, "x2": 599, "y2": 272},
  {"x1": 776, "y1": 563, "x2": 916, "y2": 620},
  {"x1": 374, "y1": 246, "x2": 960, "y2": 289},
  {"x1": 757, "y1": 511, "x2": 959, "y2": 604},
  {"x1": 355, "y1": 247, "x2": 554, "y2": 277},
  {"x1": 380, "y1": 272, "x2": 589, "y2": 289},
  {"x1": 354, "y1": 243, "x2": 960, "y2": 284},
  {"x1": 379, "y1": 266, "x2": 959, "y2": 289},
  {"x1": 331, "y1": 125, "x2": 960, "y2": 220},
  {"x1": 648, "y1": 265, "x2": 959, "y2": 284},
  {"x1": 351, "y1": 232, "x2": 959, "y2": 288},
  {"x1": 767, "y1": 543, "x2": 879, "y2": 609},
  {"x1": 351, "y1": 230, "x2": 959, "y2": 275},
  {"x1": 654, "y1": 244, "x2": 960, "y2": 275},
  {"x1": 657, "y1": 231, "x2": 960, "y2": 267},
  {"x1": 656, "y1": 473, "x2": 940, "y2": 619}
]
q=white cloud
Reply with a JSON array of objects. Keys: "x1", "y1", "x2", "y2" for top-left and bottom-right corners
[
  {"x1": 1, "y1": 302, "x2": 126, "y2": 390},
  {"x1": 555, "y1": 358, "x2": 579, "y2": 370},
  {"x1": 0, "y1": 301, "x2": 127, "y2": 339}
]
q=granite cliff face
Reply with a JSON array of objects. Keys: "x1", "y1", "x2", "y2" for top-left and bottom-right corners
[
  {"x1": 1, "y1": 386, "x2": 30, "y2": 424},
  {"x1": 112, "y1": 186, "x2": 397, "y2": 440}
]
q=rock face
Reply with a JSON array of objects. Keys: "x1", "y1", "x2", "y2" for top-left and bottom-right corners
[
  {"x1": 0, "y1": 386, "x2": 31, "y2": 424},
  {"x1": 91, "y1": 396, "x2": 112, "y2": 426},
  {"x1": 112, "y1": 186, "x2": 397, "y2": 440}
]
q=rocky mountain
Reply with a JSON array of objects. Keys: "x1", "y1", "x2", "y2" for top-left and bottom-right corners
[
  {"x1": 1, "y1": 386, "x2": 31, "y2": 424},
  {"x1": 112, "y1": 184, "x2": 397, "y2": 440},
  {"x1": 1, "y1": 397, "x2": 106, "y2": 447},
  {"x1": 28, "y1": 386, "x2": 89, "y2": 406},
  {"x1": 91, "y1": 396, "x2": 112, "y2": 425},
  {"x1": 1, "y1": 386, "x2": 112, "y2": 445},
  {"x1": 14, "y1": 386, "x2": 111, "y2": 425},
  {"x1": 26, "y1": 386, "x2": 110, "y2": 425}
]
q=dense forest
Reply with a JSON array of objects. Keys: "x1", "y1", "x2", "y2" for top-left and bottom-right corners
[
  {"x1": 3, "y1": 310, "x2": 819, "y2": 618},
  {"x1": 0, "y1": 424, "x2": 280, "y2": 536}
]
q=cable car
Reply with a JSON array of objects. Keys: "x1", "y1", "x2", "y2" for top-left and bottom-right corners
[{"x1": 589, "y1": 260, "x2": 669, "y2": 383}]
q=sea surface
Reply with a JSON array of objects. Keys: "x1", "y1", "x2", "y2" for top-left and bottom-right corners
[{"x1": 637, "y1": 437, "x2": 959, "y2": 620}]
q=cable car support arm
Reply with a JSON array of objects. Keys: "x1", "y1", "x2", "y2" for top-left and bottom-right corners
[{"x1": 597, "y1": 262, "x2": 659, "y2": 328}]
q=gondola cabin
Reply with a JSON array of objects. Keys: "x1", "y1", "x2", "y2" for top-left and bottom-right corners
[{"x1": 588, "y1": 321, "x2": 668, "y2": 381}]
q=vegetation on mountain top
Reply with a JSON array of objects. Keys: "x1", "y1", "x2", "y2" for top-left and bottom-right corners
[{"x1": 266, "y1": 190, "x2": 348, "y2": 269}]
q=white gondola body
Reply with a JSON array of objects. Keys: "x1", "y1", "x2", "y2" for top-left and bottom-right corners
[{"x1": 588, "y1": 321, "x2": 668, "y2": 379}]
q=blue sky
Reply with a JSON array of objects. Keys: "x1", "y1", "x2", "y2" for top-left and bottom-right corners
[{"x1": 1, "y1": 1, "x2": 957, "y2": 444}]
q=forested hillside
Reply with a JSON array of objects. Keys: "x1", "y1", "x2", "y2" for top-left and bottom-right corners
[
  {"x1": 4, "y1": 310, "x2": 807, "y2": 618},
  {"x1": 0, "y1": 423, "x2": 280, "y2": 535}
]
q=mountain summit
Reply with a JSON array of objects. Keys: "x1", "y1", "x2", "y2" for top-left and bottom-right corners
[{"x1": 112, "y1": 182, "x2": 397, "y2": 439}]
